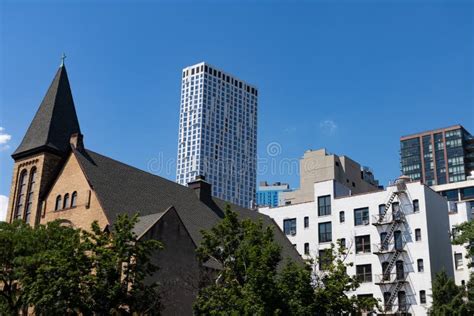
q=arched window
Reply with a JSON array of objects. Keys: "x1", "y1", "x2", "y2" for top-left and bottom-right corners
[
  {"x1": 55, "y1": 195, "x2": 62, "y2": 211},
  {"x1": 63, "y1": 193, "x2": 70, "y2": 209},
  {"x1": 71, "y1": 191, "x2": 77, "y2": 208},
  {"x1": 24, "y1": 168, "x2": 37, "y2": 224},
  {"x1": 14, "y1": 170, "x2": 28, "y2": 220}
]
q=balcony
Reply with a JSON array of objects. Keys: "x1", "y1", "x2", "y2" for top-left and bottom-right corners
[
  {"x1": 374, "y1": 272, "x2": 409, "y2": 285},
  {"x1": 372, "y1": 211, "x2": 406, "y2": 226},
  {"x1": 372, "y1": 242, "x2": 406, "y2": 255}
]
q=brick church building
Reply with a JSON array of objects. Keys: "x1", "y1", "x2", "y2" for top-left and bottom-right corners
[{"x1": 5, "y1": 63, "x2": 301, "y2": 315}]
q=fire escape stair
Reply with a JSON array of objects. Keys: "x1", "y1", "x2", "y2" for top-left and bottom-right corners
[{"x1": 373, "y1": 184, "x2": 412, "y2": 314}]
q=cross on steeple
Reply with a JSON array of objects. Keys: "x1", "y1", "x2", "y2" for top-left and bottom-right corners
[{"x1": 60, "y1": 53, "x2": 67, "y2": 67}]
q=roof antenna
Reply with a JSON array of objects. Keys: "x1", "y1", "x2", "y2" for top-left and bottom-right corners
[{"x1": 60, "y1": 53, "x2": 67, "y2": 67}]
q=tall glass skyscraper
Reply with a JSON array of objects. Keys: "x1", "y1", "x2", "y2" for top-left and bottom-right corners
[
  {"x1": 400, "y1": 125, "x2": 474, "y2": 185},
  {"x1": 176, "y1": 62, "x2": 258, "y2": 207}
]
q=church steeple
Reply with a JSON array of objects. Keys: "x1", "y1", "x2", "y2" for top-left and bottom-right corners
[
  {"x1": 7, "y1": 62, "x2": 82, "y2": 225},
  {"x1": 12, "y1": 63, "x2": 81, "y2": 159}
]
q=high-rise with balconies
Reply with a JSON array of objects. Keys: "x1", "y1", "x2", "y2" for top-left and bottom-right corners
[{"x1": 176, "y1": 62, "x2": 258, "y2": 208}]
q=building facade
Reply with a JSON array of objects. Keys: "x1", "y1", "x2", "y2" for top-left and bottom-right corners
[
  {"x1": 400, "y1": 125, "x2": 474, "y2": 186},
  {"x1": 257, "y1": 181, "x2": 291, "y2": 207},
  {"x1": 6, "y1": 63, "x2": 300, "y2": 315},
  {"x1": 260, "y1": 177, "x2": 454, "y2": 315},
  {"x1": 431, "y1": 179, "x2": 474, "y2": 286},
  {"x1": 176, "y1": 62, "x2": 258, "y2": 208},
  {"x1": 282, "y1": 148, "x2": 380, "y2": 205}
]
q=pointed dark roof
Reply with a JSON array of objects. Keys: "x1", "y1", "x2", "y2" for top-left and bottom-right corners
[{"x1": 12, "y1": 65, "x2": 81, "y2": 159}]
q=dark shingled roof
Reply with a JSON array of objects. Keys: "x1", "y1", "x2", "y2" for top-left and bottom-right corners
[
  {"x1": 74, "y1": 148, "x2": 302, "y2": 263},
  {"x1": 132, "y1": 211, "x2": 169, "y2": 238},
  {"x1": 12, "y1": 65, "x2": 81, "y2": 159}
]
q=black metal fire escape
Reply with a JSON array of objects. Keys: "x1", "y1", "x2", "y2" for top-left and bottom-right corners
[{"x1": 373, "y1": 177, "x2": 412, "y2": 314}]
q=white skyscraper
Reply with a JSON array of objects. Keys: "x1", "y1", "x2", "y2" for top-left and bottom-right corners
[{"x1": 176, "y1": 62, "x2": 258, "y2": 208}]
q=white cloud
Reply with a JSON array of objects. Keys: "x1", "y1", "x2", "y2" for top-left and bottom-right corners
[
  {"x1": 0, "y1": 195, "x2": 8, "y2": 222},
  {"x1": 0, "y1": 127, "x2": 12, "y2": 151},
  {"x1": 319, "y1": 120, "x2": 338, "y2": 136}
]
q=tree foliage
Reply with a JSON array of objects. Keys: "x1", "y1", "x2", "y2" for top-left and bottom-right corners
[
  {"x1": 430, "y1": 270, "x2": 469, "y2": 315},
  {"x1": 313, "y1": 242, "x2": 378, "y2": 315},
  {"x1": 0, "y1": 214, "x2": 162, "y2": 315},
  {"x1": 453, "y1": 220, "x2": 474, "y2": 267},
  {"x1": 193, "y1": 206, "x2": 378, "y2": 315},
  {"x1": 430, "y1": 220, "x2": 474, "y2": 315}
]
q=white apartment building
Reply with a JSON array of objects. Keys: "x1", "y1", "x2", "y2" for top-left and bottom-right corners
[
  {"x1": 176, "y1": 62, "x2": 258, "y2": 207},
  {"x1": 432, "y1": 178, "x2": 474, "y2": 286},
  {"x1": 260, "y1": 177, "x2": 454, "y2": 315}
]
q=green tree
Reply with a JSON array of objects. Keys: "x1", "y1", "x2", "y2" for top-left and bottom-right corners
[
  {"x1": 0, "y1": 220, "x2": 37, "y2": 315},
  {"x1": 0, "y1": 214, "x2": 162, "y2": 315},
  {"x1": 193, "y1": 206, "x2": 285, "y2": 315},
  {"x1": 276, "y1": 260, "x2": 316, "y2": 315},
  {"x1": 17, "y1": 220, "x2": 91, "y2": 315},
  {"x1": 449, "y1": 220, "x2": 474, "y2": 314},
  {"x1": 430, "y1": 270, "x2": 466, "y2": 315},
  {"x1": 193, "y1": 206, "x2": 377, "y2": 315},
  {"x1": 465, "y1": 273, "x2": 474, "y2": 313},
  {"x1": 452, "y1": 220, "x2": 474, "y2": 264},
  {"x1": 313, "y1": 242, "x2": 378, "y2": 315},
  {"x1": 80, "y1": 214, "x2": 162, "y2": 315}
]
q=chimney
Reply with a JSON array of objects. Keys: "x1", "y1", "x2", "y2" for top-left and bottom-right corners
[
  {"x1": 188, "y1": 175, "x2": 212, "y2": 203},
  {"x1": 70, "y1": 133, "x2": 84, "y2": 150}
]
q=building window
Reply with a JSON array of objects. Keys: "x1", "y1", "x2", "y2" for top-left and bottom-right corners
[
  {"x1": 304, "y1": 243, "x2": 310, "y2": 255},
  {"x1": 71, "y1": 191, "x2": 78, "y2": 208},
  {"x1": 378, "y1": 204, "x2": 386, "y2": 216},
  {"x1": 452, "y1": 227, "x2": 459, "y2": 240},
  {"x1": 14, "y1": 170, "x2": 28, "y2": 220},
  {"x1": 383, "y1": 292, "x2": 391, "y2": 310},
  {"x1": 394, "y1": 230, "x2": 403, "y2": 250},
  {"x1": 339, "y1": 238, "x2": 346, "y2": 249},
  {"x1": 304, "y1": 216, "x2": 309, "y2": 228},
  {"x1": 55, "y1": 195, "x2": 62, "y2": 211},
  {"x1": 283, "y1": 218, "x2": 297, "y2": 235},
  {"x1": 318, "y1": 222, "x2": 332, "y2": 243},
  {"x1": 24, "y1": 168, "x2": 37, "y2": 224},
  {"x1": 413, "y1": 199, "x2": 420, "y2": 212},
  {"x1": 355, "y1": 235, "x2": 371, "y2": 253},
  {"x1": 318, "y1": 249, "x2": 331, "y2": 270},
  {"x1": 398, "y1": 291, "x2": 407, "y2": 312},
  {"x1": 356, "y1": 264, "x2": 372, "y2": 283},
  {"x1": 318, "y1": 195, "x2": 331, "y2": 216},
  {"x1": 420, "y1": 290, "x2": 426, "y2": 304},
  {"x1": 339, "y1": 211, "x2": 345, "y2": 223},
  {"x1": 63, "y1": 193, "x2": 70, "y2": 209},
  {"x1": 417, "y1": 259, "x2": 424, "y2": 272},
  {"x1": 392, "y1": 202, "x2": 400, "y2": 213},
  {"x1": 354, "y1": 207, "x2": 369, "y2": 226},
  {"x1": 454, "y1": 253, "x2": 463, "y2": 270},
  {"x1": 415, "y1": 228, "x2": 421, "y2": 241}
]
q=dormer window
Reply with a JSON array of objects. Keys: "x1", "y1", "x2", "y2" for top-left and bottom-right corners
[
  {"x1": 71, "y1": 191, "x2": 77, "y2": 208},
  {"x1": 55, "y1": 195, "x2": 62, "y2": 211},
  {"x1": 63, "y1": 193, "x2": 70, "y2": 209}
]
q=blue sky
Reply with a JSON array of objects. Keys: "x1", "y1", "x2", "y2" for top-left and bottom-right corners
[{"x1": 1, "y1": 1, "x2": 473, "y2": 212}]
